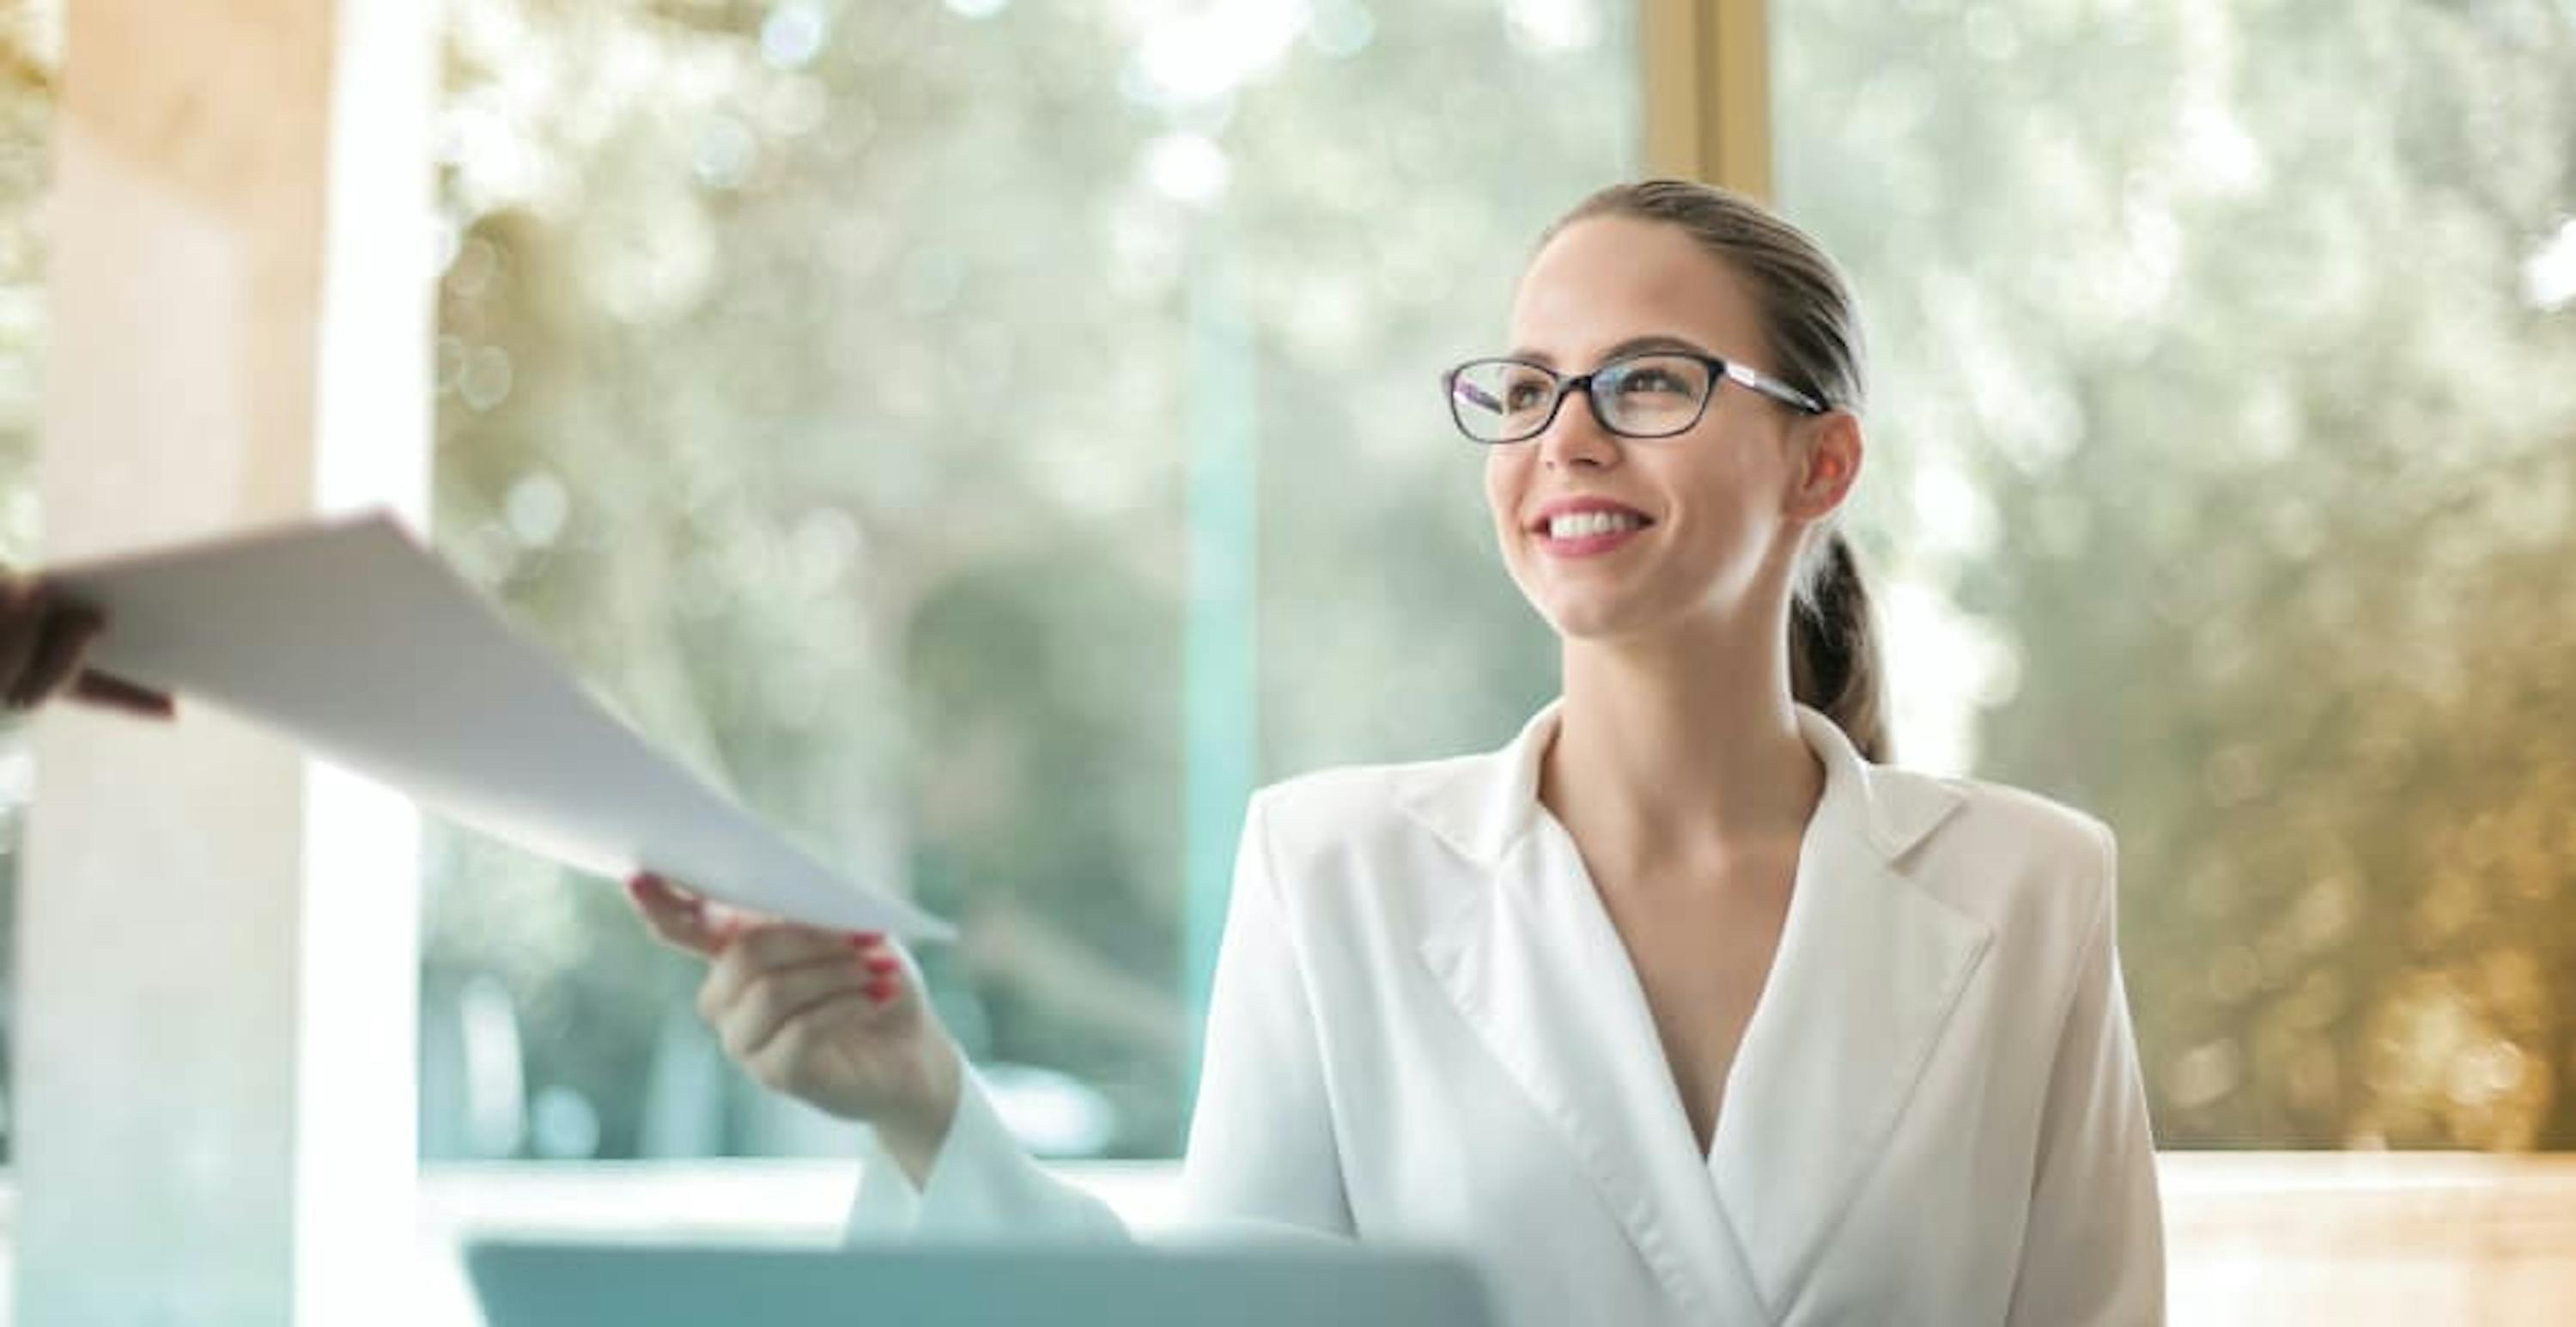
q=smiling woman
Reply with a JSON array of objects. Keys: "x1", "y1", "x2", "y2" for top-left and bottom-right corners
[{"x1": 647, "y1": 178, "x2": 2165, "y2": 1327}]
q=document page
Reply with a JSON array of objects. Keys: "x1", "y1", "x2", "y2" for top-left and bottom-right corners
[{"x1": 58, "y1": 514, "x2": 954, "y2": 941}]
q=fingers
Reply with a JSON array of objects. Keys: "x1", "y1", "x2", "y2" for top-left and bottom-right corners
[
  {"x1": 737, "y1": 940, "x2": 914, "y2": 1100},
  {"x1": 626, "y1": 872, "x2": 915, "y2": 1102},
  {"x1": 0, "y1": 578, "x2": 50, "y2": 707},
  {"x1": 697, "y1": 922, "x2": 890, "y2": 1021},
  {"x1": 625, "y1": 872, "x2": 744, "y2": 959},
  {"x1": 741, "y1": 982, "x2": 907, "y2": 1100},
  {"x1": 70, "y1": 668, "x2": 176, "y2": 719},
  {"x1": 8, "y1": 600, "x2": 97, "y2": 709},
  {"x1": 713, "y1": 947, "x2": 885, "y2": 1065},
  {"x1": 0, "y1": 584, "x2": 173, "y2": 717},
  {"x1": 703, "y1": 928, "x2": 908, "y2": 1069}
]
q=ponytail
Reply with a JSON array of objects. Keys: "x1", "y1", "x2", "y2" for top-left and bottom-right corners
[{"x1": 1789, "y1": 531, "x2": 1889, "y2": 763}]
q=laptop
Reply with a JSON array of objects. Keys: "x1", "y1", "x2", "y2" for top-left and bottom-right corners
[{"x1": 465, "y1": 1239, "x2": 1498, "y2": 1327}]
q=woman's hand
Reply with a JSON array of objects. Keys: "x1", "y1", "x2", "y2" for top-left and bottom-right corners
[
  {"x1": 625, "y1": 871, "x2": 963, "y2": 1184},
  {"x1": 0, "y1": 573, "x2": 174, "y2": 717}
]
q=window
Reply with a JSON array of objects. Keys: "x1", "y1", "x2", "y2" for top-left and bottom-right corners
[
  {"x1": 426, "y1": 0, "x2": 1640, "y2": 1162},
  {"x1": 1773, "y1": 0, "x2": 2576, "y2": 1148}
]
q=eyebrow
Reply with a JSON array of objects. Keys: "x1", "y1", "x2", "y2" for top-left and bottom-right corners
[{"x1": 1505, "y1": 333, "x2": 1714, "y2": 368}]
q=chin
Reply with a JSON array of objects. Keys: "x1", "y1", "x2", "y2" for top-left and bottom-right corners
[{"x1": 1536, "y1": 592, "x2": 1654, "y2": 643}]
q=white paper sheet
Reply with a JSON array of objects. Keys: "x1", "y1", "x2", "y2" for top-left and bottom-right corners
[{"x1": 57, "y1": 513, "x2": 955, "y2": 942}]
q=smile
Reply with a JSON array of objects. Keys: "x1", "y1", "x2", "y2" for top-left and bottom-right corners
[
  {"x1": 1546, "y1": 510, "x2": 1646, "y2": 539},
  {"x1": 1534, "y1": 513, "x2": 1651, "y2": 557}
]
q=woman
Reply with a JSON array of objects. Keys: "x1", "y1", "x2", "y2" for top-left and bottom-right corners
[{"x1": 629, "y1": 180, "x2": 2165, "y2": 1324}]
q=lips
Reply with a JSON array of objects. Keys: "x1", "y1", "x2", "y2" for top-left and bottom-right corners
[{"x1": 1525, "y1": 497, "x2": 1656, "y2": 560}]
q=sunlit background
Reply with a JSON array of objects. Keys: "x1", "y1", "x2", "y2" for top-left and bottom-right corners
[
  {"x1": 3, "y1": 0, "x2": 2575, "y2": 1318},
  {"x1": 414, "y1": 0, "x2": 1630, "y2": 1164}
]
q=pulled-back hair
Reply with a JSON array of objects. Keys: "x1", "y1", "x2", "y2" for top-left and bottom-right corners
[{"x1": 1542, "y1": 180, "x2": 1890, "y2": 761}]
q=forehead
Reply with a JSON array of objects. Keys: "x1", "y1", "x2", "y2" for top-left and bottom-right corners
[{"x1": 1509, "y1": 215, "x2": 1769, "y2": 366}]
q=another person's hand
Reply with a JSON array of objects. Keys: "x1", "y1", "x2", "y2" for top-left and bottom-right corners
[
  {"x1": 0, "y1": 572, "x2": 174, "y2": 717},
  {"x1": 626, "y1": 871, "x2": 963, "y2": 1184}
]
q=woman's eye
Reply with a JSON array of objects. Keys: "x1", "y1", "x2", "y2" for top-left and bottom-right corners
[
  {"x1": 1504, "y1": 382, "x2": 1551, "y2": 411},
  {"x1": 1617, "y1": 368, "x2": 1686, "y2": 396}
]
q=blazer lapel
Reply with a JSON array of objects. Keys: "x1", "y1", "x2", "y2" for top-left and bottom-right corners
[
  {"x1": 1400, "y1": 702, "x2": 1993, "y2": 1322},
  {"x1": 1406, "y1": 703, "x2": 1769, "y2": 1322},
  {"x1": 1705, "y1": 709, "x2": 1992, "y2": 1314}
]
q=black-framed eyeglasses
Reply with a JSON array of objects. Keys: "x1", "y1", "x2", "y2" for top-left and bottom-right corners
[{"x1": 1441, "y1": 350, "x2": 1826, "y2": 446}]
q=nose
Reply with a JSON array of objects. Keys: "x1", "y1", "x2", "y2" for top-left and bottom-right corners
[{"x1": 1534, "y1": 387, "x2": 1619, "y2": 472}]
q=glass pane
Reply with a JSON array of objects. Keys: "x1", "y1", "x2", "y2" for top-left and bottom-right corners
[
  {"x1": 1775, "y1": 2, "x2": 2576, "y2": 1147},
  {"x1": 427, "y1": 0, "x2": 1637, "y2": 1162}
]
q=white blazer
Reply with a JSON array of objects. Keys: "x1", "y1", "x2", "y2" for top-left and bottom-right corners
[{"x1": 848, "y1": 700, "x2": 2166, "y2": 1325}]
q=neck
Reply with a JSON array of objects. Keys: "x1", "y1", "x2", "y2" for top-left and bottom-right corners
[{"x1": 1540, "y1": 606, "x2": 1825, "y2": 881}]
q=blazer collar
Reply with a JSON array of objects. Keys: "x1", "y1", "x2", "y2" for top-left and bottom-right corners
[
  {"x1": 1395, "y1": 697, "x2": 1967, "y2": 874},
  {"x1": 1405, "y1": 698, "x2": 1991, "y2": 1319}
]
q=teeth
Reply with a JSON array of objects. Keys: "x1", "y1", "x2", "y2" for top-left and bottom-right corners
[{"x1": 1547, "y1": 510, "x2": 1644, "y2": 539}]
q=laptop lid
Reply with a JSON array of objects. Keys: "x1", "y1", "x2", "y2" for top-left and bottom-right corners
[{"x1": 465, "y1": 1239, "x2": 1498, "y2": 1327}]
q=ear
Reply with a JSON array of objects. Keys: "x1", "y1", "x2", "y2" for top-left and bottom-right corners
[{"x1": 1784, "y1": 409, "x2": 1862, "y2": 522}]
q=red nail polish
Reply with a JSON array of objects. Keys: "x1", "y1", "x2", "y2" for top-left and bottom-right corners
[
  {"x1": 862, "y1": 951, "x2": 899, "y2": 971},
  {"x1": 865, "y1": 977, "x2": 896, "y2": 1003}
]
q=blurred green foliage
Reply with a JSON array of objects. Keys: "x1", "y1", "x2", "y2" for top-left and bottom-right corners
[
  {"x1": 421, "y1": 0, "x2": 1619, "y2": 1159},
  {"x1": 0, "y1": 0, "x2": 48, "y2": 558},
  {"x1": 1777, "y1": 0, "x2": 2576, "y2": 1147}
]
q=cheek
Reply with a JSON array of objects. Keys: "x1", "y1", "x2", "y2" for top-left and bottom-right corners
[
  {"x1": 1671, "y1": 448, "x2": 1790, "y2": 581},
  {"x1": 1482, "y1": 448, "x2": 1524, "y2": 538},
  {"x1": 1482, "y1": 450, "x2": 1546, "y2": 600}
]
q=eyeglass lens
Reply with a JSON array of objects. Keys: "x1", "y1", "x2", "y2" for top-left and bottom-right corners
[{"x1": 1448, "y1": 354, "x2": 1715, "y2": 442}]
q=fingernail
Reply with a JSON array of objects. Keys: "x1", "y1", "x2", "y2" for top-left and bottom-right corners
[
  {"x1": 865, "y1": 977, "x2": 896, "y2": 1003},
  {"x1": 862, "y1": 952, "x2": 900, "y2": 973},
  {"x1": 848, "y1": 931, "x2": 884, "y2": 949}
]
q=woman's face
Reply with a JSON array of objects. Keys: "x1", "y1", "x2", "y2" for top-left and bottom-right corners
[{"x1": 1483, "y1": 215, "x2": 1850, "y2": 646}]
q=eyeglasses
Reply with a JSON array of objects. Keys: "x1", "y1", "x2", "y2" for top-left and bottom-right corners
[{"x1": 1441, "y1": 350, "x2": 1826, "y2": 445}]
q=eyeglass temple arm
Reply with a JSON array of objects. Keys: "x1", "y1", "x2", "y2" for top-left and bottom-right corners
[{"x1": 1722, "y1": 361, "x2": 1826, "y2": 414}]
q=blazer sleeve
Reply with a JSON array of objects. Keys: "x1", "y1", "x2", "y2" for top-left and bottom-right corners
[
  {"x1": 1172, "y1": 788, "x2": 1358, "y2": 1237},
  {"x1": 846, "y1": 788, "x2": 1352, "y2": 1245},
  {"x1": 2005, "y1": 820, "x2": 2167, "y2": 1326}
]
